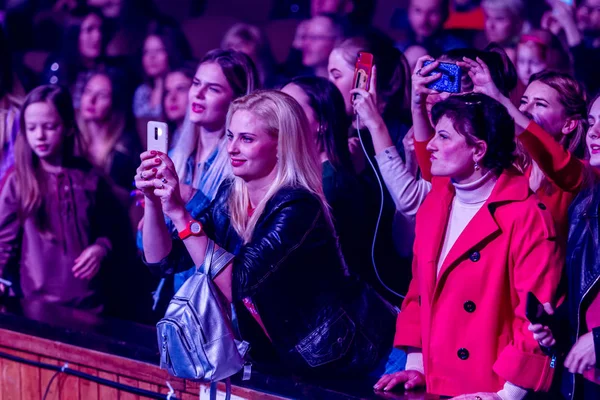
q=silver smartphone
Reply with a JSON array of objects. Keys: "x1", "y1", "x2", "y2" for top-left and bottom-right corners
[{"x1": 147, "y1": 121, "x2": 169, "y2": 154}]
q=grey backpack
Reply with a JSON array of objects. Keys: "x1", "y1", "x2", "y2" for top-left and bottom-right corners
[{"x1": 156, "y1": 240, "x2": 250, "y2": 396}]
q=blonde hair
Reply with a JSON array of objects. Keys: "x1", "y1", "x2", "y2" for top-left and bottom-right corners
[{"x1": 226, "y1": 90, "x2": 331, "y2": 243}]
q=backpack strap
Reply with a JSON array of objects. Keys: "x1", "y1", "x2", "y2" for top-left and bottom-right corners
[
  {"x1": 207, "y1": 240, "x2": 235, "y2": 280},
  {"x1": 203, "y1": 239, "x2": 215, "y2": 273},
  {"x1": 208, "y1": 379, "x2": 231, "y2": 400}
]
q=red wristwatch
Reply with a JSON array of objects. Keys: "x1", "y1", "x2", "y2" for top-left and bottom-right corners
[{"x1": 178, "y1": 220, "x2": 203, "y2": 240}]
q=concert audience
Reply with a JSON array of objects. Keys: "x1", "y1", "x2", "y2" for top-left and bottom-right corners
[{"x1": 1, "y1": 1, "x2": 600, "y2": 397}]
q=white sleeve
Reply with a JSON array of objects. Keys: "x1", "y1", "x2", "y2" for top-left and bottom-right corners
[
  {"x1": 404, "y1": 351, "x2": 424, "y2": 374},
  {"x1": 375, "y1": 146, "x2": 431, "y2": 216},
  {"x1": 497, "y1": 381, "x2": 528, "y2": 400}
]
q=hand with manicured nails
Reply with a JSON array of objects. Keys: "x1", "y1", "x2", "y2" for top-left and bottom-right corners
[
  {"x1": 565, "y1": 331, "x2": 597, "y2": 375},
  {"x1": 411, "y1": 56, "x2": 442, "y2": 108},
  {"x1": 150, "y1": 153, "x2": 186, "y2": 220},
  {"x1": 72, "y1": 244, "x2": 108, "y2": 280},
  {"x1": 373, "y1": 370, "x2": 425, "y2": 392},
  {"x1": 135, "y1": 150, "x2": 162, "y2": 201}
]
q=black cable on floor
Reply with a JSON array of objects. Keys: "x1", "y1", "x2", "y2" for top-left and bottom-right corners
[{"x1": 0, "y1": 350, "x2": 178, "y2": 400}]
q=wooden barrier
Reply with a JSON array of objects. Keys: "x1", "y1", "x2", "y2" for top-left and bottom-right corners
[{"x1": 0, "y1": 328, "x2": 287, "y2": 400}]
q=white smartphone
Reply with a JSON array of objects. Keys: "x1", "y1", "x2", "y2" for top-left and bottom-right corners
[{"x1": 147, "y1": 121, "x2": 169, "y2": 154}]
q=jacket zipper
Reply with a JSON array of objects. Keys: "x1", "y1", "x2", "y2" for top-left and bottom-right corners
[{"x1": 571, "y1": 274, "x2": 600, "y2": 400}]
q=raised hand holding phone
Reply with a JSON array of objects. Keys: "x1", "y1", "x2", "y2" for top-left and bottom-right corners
[
  {"x1": 423, "y1": 60, "x2": 462, "y2": 94},
  {"x1": 411, "y1": 56, "x2": 442, "y2": 108},
  {"x1": 350, "y1": 61, "x2": 382, "y2": 131}
]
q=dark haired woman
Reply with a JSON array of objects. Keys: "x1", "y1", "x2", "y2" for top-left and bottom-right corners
[
  {"x1": 133, "y1": 21, "x2": 192, "y2": 119},
  {"x1": 327, "y1": 34, "x2": 414, "y2": 301},
  {"x1": 375, "y1": 93, "x2": 563, "y2": 397},
  {"x1": 281, "y1": 76, "x2": 374, "y2": 288},
  {"x1": 79, "y1": 70, "x2": 139, "y2": 196},
  {"x1": 42, "y1": 7, "x2": 129, "y2": 111},
  {"x1": 162, "y1": 64, "x2": 195, "y2": 151}
]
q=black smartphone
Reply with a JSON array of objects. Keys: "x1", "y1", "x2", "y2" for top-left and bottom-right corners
[
  {"x1": 423, "y1": 60, "x2": 462, "y2": 94},
  {"x1": 525, "y1": 292, "x2": 553, "y2": 326}
]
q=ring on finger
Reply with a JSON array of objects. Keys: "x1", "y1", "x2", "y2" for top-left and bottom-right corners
[
  {"x1": 416, "y1": 68, "x2": 422, "y2": 76},
  {"x1": 162, "y1": 178, "x2": 168, "y2": 184},
  {"x1": 475, "y1": 396, "x2": 482, "y2": 400}
]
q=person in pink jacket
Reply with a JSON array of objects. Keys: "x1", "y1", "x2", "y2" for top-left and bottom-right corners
[{"x1": 371, "y1": 93, "x2": 564, "y2": 398}]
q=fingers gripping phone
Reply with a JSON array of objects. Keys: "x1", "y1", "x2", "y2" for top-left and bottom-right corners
[
  {"x1": 352, "y1": 51, "x2": 374, "y2": 101},
  {"x1": 147, "y1": 121, "x2": 169, "y2": 154},
  {"x1": 526, "y1": 292, "x2": 553, "y2": 327},
  {"x1": 423, "y1": 60, "x2": 462, "y2": 94}
]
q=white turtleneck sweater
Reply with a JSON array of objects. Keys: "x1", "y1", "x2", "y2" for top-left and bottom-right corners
[{"x1": 404, "y1": 171, "x2": 527, "y2": 400}]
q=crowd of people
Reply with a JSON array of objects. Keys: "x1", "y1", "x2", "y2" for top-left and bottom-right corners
[{"x1": 0, "y1": 0, "x2": 599, "y2": 398}]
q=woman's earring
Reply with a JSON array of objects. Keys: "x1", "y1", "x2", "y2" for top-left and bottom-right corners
[{"x1": 474, "y1": 161, "x2": 480, "y2": 171}]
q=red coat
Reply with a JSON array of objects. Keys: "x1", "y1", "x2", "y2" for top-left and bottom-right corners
[{"x1": 394, "y1": 168, "x2": 564, "y2": 396}]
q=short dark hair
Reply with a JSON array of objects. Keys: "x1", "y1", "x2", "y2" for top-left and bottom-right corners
[
  {"x1": 431, "y1": 93, "x2": 516, "y2": 174},
  {"x1": 287, "y1": 76, "x2": 353, "y2": 172}
]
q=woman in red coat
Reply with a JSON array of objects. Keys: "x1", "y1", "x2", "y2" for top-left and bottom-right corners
[{"x1": 371, "y1": 93, "x2": 564, "y2": 398}]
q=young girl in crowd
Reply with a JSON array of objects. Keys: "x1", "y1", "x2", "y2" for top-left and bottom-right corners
[
  {"x1": 162, "y1": 65, "x2": 194, "y2": 151},
  {"x1": 79, "y1": 70, "x2": 139, "y2": 196},
  {"x1": 138, "y1": 49, "x2": 259, "y2": 297},
  {"x1": 133, "y1": 22, "x2": 192, "y2": 119},
  {"x1": 0, "y1": 85, "x2": 120, "y2": 314},
  {"x1": 375, "y1": 93, "x2": 563, "y2": 397},
  {"x1": 137, "y1": 89, "x2": 399, "y2": 378}
]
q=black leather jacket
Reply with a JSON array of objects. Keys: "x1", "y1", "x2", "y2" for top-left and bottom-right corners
[
  {"x1": 147, "y1": 180, "x2": 397, "y2": 377},
  {"x1": 562, "y1": 184, "x2": 600, "y2": 399}
]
